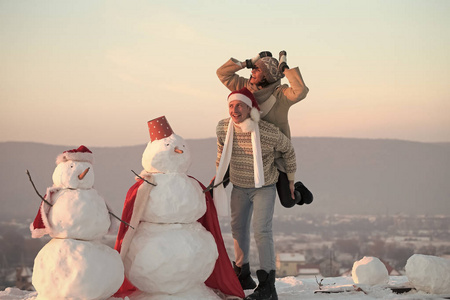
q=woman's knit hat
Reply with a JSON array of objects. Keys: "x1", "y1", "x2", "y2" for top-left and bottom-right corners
[{"x1": 254, "y1": 56, "x2": 284, "y2": 84}]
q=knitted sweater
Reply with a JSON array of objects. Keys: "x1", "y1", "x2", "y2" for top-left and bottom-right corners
[
  {"x1": 216, "y1": 58, "x2": 309, "y2": 138},
  {"x1": 216, "y1": 118, "x2": 296, "y2": 188}
]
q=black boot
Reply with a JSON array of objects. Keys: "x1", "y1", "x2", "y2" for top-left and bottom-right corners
[
  {"x1": 244, "y1": 270, "x2": 278, "y2": 300},
  {"x1": 295, "y1": 181, "x2": 313, "y2": 205},
  {"x1": 233, "y1": 262, "x2": 257, "y2": 290}
]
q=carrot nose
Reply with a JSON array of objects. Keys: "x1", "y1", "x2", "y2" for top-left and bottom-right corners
[
  {"x1": 78, "y1": 167, "x2": 90, "y2": 180},
  {"x1": 174, "y1": 147, "x2": 184, "y2": 154}
]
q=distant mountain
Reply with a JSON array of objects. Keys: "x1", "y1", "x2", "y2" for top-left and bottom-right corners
[{"x1": 1, "y1": 138, "x2": 449, "y2": 221}]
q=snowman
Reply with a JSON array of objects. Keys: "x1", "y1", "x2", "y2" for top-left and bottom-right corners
[
  {"x1": 114, "y1": 116, "x2": 244, "y2": 300},
  {"x1": 30, "y1": 145, "x2": 124, "y2": 300}
]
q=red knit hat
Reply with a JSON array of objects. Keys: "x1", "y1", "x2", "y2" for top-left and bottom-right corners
[
  {"x1": 227, "y1": 87, "x2": 261, "y2": 122},
  {"x1": 147, "y1": 116, "x2": 174, "y2": 142},
  {"x1": 56, "y1": 145, "x2": 94, "y2": 165}
]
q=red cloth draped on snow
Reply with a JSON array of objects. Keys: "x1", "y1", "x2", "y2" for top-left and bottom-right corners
[
  {"x1": 113, "y1": 176, "x2": 244, "y2": 299},
  {"x1": 30, "y1": 188, "x2": 61, "y2": 238}
]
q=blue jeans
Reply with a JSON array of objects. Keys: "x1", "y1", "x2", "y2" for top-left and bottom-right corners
[{"x1": 230, "y1": 184, "x2": 276, "y2": 272}]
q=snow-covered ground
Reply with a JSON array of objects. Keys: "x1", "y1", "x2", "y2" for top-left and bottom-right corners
[{"x1": 2, "y1": 276, "x2": 449, "y2": 300}]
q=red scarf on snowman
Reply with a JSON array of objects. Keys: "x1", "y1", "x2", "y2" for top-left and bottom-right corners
[{"x1": 113, "y1": 174, "x2": 245, "y2": 299}]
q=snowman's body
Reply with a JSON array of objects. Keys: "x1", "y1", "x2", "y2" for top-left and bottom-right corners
[
  {"x1": 34, "y1": 239, "x2": 123, "y2": 300},
  {"x1": 122, "y1": 133, "x2": 220, "y2": 299},
  {"x1": 47, "y1": 188, "x2": 110, "y2": 240},
  {"x1": 140, "y1": 173, "x2": 205, "y2": 223},
  {"x1": 31, "y1": 147, "x2": 124, "y2": 300}
]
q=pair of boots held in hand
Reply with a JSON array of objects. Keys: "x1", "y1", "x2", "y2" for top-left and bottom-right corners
[
  {"x1": 234, "y1": 262, "x2": 277, "y2": 300},
  {"x1": 277, "y1": 171, "x2": 314, "y2": 208}
]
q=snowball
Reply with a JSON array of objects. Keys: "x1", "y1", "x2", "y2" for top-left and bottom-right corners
[
  {"x1": 52, "y1": 161, "x2": 94, "y2": 189},
  {"x1": 48, "y1": 189, "x2": 111, "y2": 240},
  {"x1": 405, "y1": 254, "x2": 450, "y2": 294},
  {"x1": 142, "y1": 134, "x2": 191, "y2": 174},
  {"x1": 352, "y1": 256, "x2": 389, "y2": 285},
  {"x1": 124, "y1": 222, "x2": 218, "y2": 295},
  {"x1": 33, "y1": 238, "x2": 124, "y2": 300},
  {"x1": 142, "y1": 174, "x2": 206, "y2": 223}
]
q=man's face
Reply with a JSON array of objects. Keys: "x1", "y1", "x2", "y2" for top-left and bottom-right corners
[
  {"x1": 229, "y1": 100, "x2": 251, "y2": 124},
  {"x1": 249, "y1": 66, "x2": 264, "y2": 85}
]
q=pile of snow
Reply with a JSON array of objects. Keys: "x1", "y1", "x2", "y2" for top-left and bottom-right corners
[
  {"x1": 405, "y1": 254, "x2": 450, "y2": 294},
  {"x1": 3, "y1": 275, "x2": 449, "y2": 300},
  {"x1": 351, "y1": 256, "x2": 389, "y2": 286}
]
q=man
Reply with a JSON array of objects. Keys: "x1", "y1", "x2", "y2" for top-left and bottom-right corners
[
  {"x1": 217, "y1": 51, "x2": 312, "y2": 208},
  {"x1": 214, "y1": 87, "x2": 297, "y2": 300}
]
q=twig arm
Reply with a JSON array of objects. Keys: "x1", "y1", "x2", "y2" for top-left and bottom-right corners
[
  {"x1": 26, "y1": 170, "x2": 53, "y2": 207},
  {"x1": 203, "y1": 177, "x2": 229, "y2": 193},
  {"x1": 131, "y1": 170, "x2": 157, "y2": 186},
  {"x1": 109, "y1": 211, "x2": 134, "y2": 230}
]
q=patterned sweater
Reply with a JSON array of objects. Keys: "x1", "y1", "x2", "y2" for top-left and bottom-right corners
[{"x1": 216, "y1": 118, "x2": 296, "y2": 188}]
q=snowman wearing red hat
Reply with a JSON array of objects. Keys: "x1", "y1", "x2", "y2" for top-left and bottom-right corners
[
  {"x1": 114, "y1": 116, "x2": 244, "y2": 300},
  {"x1": 30, "y1": 145, "x2": 124, "y2": 300}
]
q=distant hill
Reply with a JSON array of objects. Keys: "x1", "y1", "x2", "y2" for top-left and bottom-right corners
[{"x1": 0, "y1": 138, "x2": 449, "y2": 221}]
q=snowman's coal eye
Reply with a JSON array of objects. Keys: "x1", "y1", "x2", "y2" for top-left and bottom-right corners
[{"x1": 166, "y1": 144, "x2": 170, "y2": 147}]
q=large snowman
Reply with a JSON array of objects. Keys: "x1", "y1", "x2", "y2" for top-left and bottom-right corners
[
  {"x1": 114, "y1": 116, "x2": 244, "y2": 300},
  {"x1": 30, "y1": 145, "x2": 124, "y2": 300}
]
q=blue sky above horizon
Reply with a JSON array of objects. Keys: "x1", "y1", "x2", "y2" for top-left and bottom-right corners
[{"x1": 1, "y1": 0, "x2": 449, "y2": 147}]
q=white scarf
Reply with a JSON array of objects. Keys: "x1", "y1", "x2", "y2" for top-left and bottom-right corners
[{"x1": 214, "y1": 118, "x2": 264, "y2": 216}]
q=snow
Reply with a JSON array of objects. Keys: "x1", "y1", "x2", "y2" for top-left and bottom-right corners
[
  {"x1": 124, "y1": 222, "x2": 218, "y2": 295},
  {"x1": 352, "y1": 256, "x2": 389, "y2": 286},
  {"x1": 32, "y1": 239, "x2": 124, "y2": 300},
  {"x1": 119, "y1": 130, "x2": 220, "y2": 299},
  {"x1": 405, "y1": 254, "x2": 450, "y2": 294},
  {"x1": 141, "y1": 134, "x2": 191, "y2": 174},
  {"x1": 47, "y1": 188, "x2": 111, "y2": 239},
  {"x1": 29, "y1": 148, "x2": 124, "y2": 300},
  {"x1": 3, "y1": 275, "x2": 450, "y2": 300},
  {"x1": 126, "y1": 284, "x2": 220, "y2": 300},
  {"x1": 52, "y1": 160, "x2": 95, "y2": 189},
  {"x1": 142, "y1": 173, "x2": 206, "y2": 223}
]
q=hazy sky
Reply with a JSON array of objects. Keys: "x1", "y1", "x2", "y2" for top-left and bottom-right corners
[{"x1": 1, "y1": 0, "x2": 449, "y2": 147}]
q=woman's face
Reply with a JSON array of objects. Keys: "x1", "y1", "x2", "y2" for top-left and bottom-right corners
[{"x1": 249, "y1": 66, "x2": 264, "y2": 85}]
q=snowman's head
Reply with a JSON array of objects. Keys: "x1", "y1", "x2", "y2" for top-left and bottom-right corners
[
  {"x1": 52, "y1": 160, "x2": 94, "y2": 189},
  {"x1": 142, "y1": 133, "x2": 191, "y2": 174}
]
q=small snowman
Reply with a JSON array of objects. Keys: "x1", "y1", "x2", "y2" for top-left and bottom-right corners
[
  {"x1": 30, "y1": 145, "x2": 124, "y2": 300},
  {"x1": 114, "y1": 117, "x2": 244, "y2": 300}
]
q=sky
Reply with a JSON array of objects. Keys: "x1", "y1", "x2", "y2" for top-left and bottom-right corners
[{"x1": 1, "y1": 0, "x2": 449, "y2": 147}]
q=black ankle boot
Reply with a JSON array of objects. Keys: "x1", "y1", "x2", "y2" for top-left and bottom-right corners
[
  {"x1": 233, "y1": 262, "x2": 257, "y2": 290},
  {"x1": 295, "y1": 181, "x2": 313, "y2": 205},
  {"x1": 244, "y1": 270, "x2": 278, "y2": 300}
]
